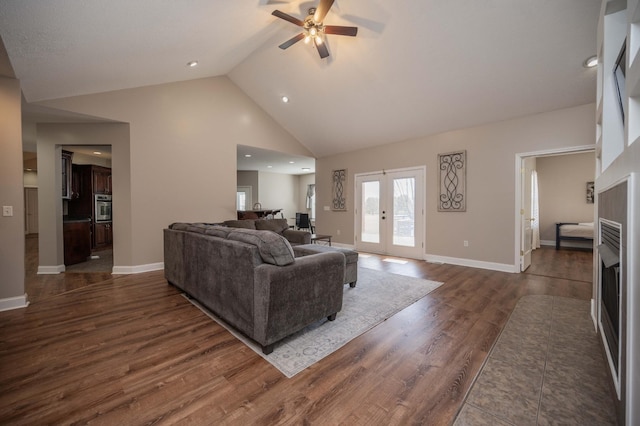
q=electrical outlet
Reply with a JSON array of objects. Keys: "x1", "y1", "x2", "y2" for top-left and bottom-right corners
[
  {"x1": 2, "y1": 206, "x2": 13, "y2": 217},
  {"x1": 336, "y1": 229, "x2": 341, "y2": 235},
  {"x1": 323, "y1": 206, "x2": 330, "y2": 211},
  {"x1": 463, "y1": 240, "x2": 469, "y2": 247}
]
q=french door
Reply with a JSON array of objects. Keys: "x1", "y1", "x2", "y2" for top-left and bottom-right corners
[{"x1": 355, "y1": 167, "x2": 425, "y2": 259}]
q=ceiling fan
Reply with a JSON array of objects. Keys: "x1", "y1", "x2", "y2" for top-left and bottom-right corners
[{"x1": 272, "y1": 0, "x2": 358, "y2": 59}]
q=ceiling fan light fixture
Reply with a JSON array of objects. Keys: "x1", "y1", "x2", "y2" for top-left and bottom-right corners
[{"x1": 315, "y1": 36, "x2": 323, "y2": 45}]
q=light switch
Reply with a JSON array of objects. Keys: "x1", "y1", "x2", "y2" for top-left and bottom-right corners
[{"x1": 3, "y1": 206, "x2": 13, "y2": 217}]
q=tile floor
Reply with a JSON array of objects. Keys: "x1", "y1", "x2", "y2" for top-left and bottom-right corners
[{"x1": 454, "y1": 295, "x2": 617, "y2": 426}]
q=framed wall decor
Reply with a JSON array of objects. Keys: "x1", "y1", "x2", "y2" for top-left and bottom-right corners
[
  {"x1": 331, "y1": 169, "x2": 347, "y2": 211},
  {"x1": 438, "y1": 150, "x2": 466, "y2": 212},
  {"x1": 586, "y1": 181, "x2": 594, "y2": 204}
]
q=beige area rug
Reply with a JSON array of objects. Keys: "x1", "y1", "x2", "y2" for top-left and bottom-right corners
[{"x1": 185, "y1": 267, "x2": 442, "y2": 378}]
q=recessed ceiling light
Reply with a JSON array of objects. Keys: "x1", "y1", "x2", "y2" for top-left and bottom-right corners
[
  {"x1": 267, "y1": 165, "x2": 273, "y2": 168},
  {"x1": 93, "y1": 151, "x2": 102, "y2": 155},
  {"x1": 302, "y1": 167, "x2": 311, "y2": 171},
  {"x1": 583, "y1": 55, "x2": 597, "y2": 68},
  {"x1": 289, "y1": 161, "x2": 295, "y2": 164},
  {"x1": 244, "y1": 154, "x2": 252, "y2": 158},
  {"x1": 281, "y1": 96, "x2": 289, "y2": 103},
  {"x1": 187, "y1": 61, "x2": 198, "y2": 67}
]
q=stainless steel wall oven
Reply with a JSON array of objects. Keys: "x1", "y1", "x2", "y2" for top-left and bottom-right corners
[{"x1": 95, "y1": 194, "x2": 112, "y2": 222}]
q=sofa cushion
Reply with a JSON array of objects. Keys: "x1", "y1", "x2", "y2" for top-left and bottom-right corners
[
  {"x1": 224, "y1": 219, "x2": 257, "y2": 230},
  {"x1": 227, "y1": 229, "x2": 295, "y2": 266},
  {"x1": 186, "y1": 224, "x2": 210, "y2": 233},
  {"x1": 169, "y1": 222, "x2": 191, "y2": 231},
  {"x1": 254, "y1": 218, "x2": 289, "y2": 235},
  {"x1": 204, "y1": 226, "x2": 232, "y2": 239}
]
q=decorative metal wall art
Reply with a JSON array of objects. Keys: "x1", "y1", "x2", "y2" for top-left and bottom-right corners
[
  {"x1": 586, "y1": 181, "x2": 594, "y2": 204},
  {"x1": 438, "y1": 150, "x2": 466, "y2": 212},
  {"x1": 331, "y1": 169, "x2": 347, "y2": 211}
]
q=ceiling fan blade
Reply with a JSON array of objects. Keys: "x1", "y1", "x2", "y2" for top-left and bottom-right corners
[
  {"x1": 278, "y1": 33, "x2": 305, "y2": 50},
  {"x1": 324, "y1": 25, "x2": 358, "y2": 36},
  {"x1": 313, "y1": 0, "x2": 335, "y2": 23},
  {"x1": 272, "y1": 10, "x2": 304, "y2": 26},
  {"x1": 314, "y1": 37, "x2": 330, "y2": 59}
]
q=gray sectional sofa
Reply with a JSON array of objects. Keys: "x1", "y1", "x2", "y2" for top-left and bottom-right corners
[{"x1": 163, "y1": 222, "x2": 345, "y2": 354}]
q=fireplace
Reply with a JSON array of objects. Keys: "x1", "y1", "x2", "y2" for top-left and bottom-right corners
[
  {"x1": 598, "y1": 219, "x2": 621, "y2": 384},
  {"x1": 597, "y1": 179, "x2": 627, "y2": 422}
]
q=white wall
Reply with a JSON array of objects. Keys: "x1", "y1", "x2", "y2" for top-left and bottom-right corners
[
  {"x1": 317, "y1": 103, "x2": 596, "y2": 269},
  {"x1": 38, "y1": 76, "x2": 311, "y2": 269},
  {"x1": 257, "y1": 171, "x2": 298, "y2": 220},
  {"x1": 0, "y1": 76, "x2": 26, "y2": 307},
  {"x1": 23, "y1": 170, "x2": 38, "y2": 187}
]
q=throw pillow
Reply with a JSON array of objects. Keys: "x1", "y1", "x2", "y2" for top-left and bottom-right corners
[{"x1": 227, "y1": 229, "x2": 295, "y2": 266}]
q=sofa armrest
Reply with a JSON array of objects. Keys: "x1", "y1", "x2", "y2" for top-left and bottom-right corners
[
  {"x1": 252, "y1": 251, "x2": 345, "y2": 345},
  {"x1": 282, "y1": 229, "x2": 312, "y2": 245}
]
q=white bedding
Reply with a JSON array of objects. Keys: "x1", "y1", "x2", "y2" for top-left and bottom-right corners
[{"x1": 560, "y1": 223, "x2": 594, "y2": 239}]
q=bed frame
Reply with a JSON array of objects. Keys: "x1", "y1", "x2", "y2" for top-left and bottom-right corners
[{"x1": 555, "y1": 222, "x2": 594, "y2": 250}]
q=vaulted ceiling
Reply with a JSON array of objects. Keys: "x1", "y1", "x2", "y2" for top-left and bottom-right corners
[{"x1": 0, "y1": 0, "x2": 601, "y2": 158}]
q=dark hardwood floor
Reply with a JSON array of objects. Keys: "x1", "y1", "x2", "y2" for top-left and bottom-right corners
[{"x1": 0, "y1": 240, "x2": 594, "y2": 425}]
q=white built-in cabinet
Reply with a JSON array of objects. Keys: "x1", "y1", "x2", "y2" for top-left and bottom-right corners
[{"x1": 595, "y1": 1, "x2": 640, "y2": 425}]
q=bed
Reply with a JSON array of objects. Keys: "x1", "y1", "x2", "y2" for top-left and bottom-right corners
[{"x1": 555, "y1": 222, "x2": 594, "y2": 249}]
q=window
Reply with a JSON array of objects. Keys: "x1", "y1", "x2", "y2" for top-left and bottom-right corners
[{"x1": 306, "y1": 184, "x2": 316, "y2": 219}]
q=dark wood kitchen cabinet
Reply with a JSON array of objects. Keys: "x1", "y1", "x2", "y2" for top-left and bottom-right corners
[
  {"x1": 61, "y1": 150, "x2": 73, "y2": 199},
  {"x1": 93, "y1": 222, "x2": 113, "y2": 249},
  {"x1": 68, "y1": 164, "x2": 114, "y2": 250},
  {"x1": 63, "y1": 219, "x2": 91, "y2": 266},
  {"x1": 93, "y1": 166, "x2": 112, "y2": 194}
]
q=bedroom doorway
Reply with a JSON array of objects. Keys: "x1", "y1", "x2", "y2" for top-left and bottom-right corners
[
  {"x1": 354, "y1": 167, "x2": 425, "y2": 259},
  {"x1": 515, "y1": 146, "x2": 595, "y2": 274}
]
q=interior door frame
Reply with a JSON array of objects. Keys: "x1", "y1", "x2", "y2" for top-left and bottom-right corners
[
  {"x1": 514, "y1": 145, "x2": 595, "y2": 272},
  {"x1": 354, "y1": 166, "x2": 426, "y2": 259},
  {"x1": 521, "y1": 159, "x2": 534, "y2": 271}
]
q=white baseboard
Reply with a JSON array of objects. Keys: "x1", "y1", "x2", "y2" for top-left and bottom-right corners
[
  {"x1": 424, "y1": 254, "x2": 518, "y2": 273},
  {"x1": 0, "y1": 294, "x2": 30, "y2": 311},
  {"x1": 540, "y1": 240, "x2": 555, "y2": 246},
  {"x1": 112, "y1": 262, "x2": 164, "y2": 275},
  {"x1": 37, "y1": 265, "x2": 65, "y2": 274},
  {"x1": 591, "y1": 298, "x2": 597, "y2": 331}
]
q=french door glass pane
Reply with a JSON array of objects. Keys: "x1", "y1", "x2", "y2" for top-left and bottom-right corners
[
  {"x1": 362, "y1": 181, "x2": 380, "y2": 243},
  {"x1": 393, "y1": 177, "x2": 415, "y2": 247}
]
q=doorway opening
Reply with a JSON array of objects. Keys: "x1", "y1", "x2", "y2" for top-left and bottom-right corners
[{"x1": 515, "y1": 146, "x2": 595, "y2": 274}]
